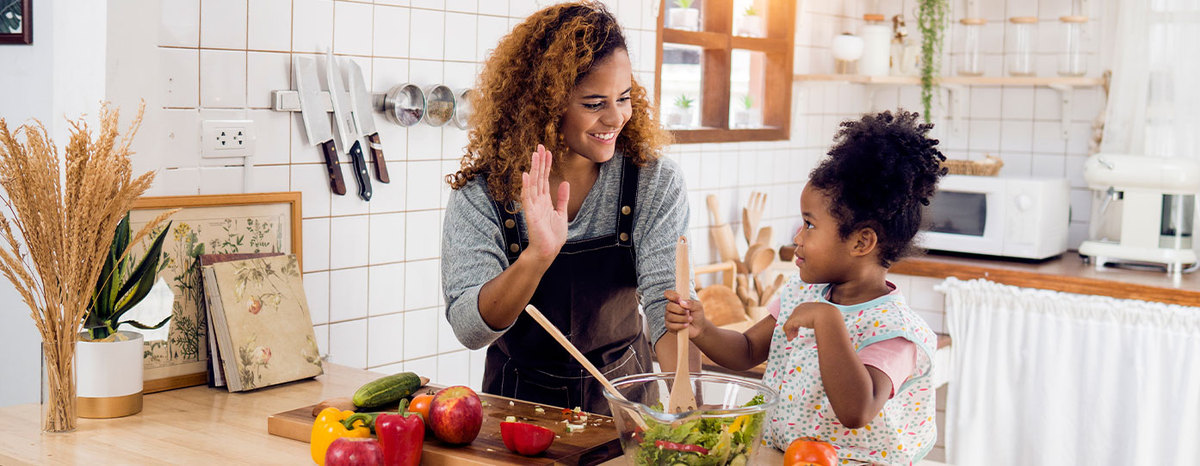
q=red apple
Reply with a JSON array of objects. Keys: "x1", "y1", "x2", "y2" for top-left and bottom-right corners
[
  {"x1": 324, "y1": 437, "x2": 384, "y2": 466},
  {"x1": 428, "y1": 385, "x2": 484, "y2": 444}
]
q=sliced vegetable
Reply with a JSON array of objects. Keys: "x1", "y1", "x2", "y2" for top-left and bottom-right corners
[
  {"x1": 353, "y1": 372, "x2": 424, "y2": 408},
  {"x1": 311, "y1": 407, "x2": 374, "y2": 465},
  {"x1": 500, "y1": 422, "x2": 556, "y2": 456},
  {"x1": 655, "y1": 440, "x2": 710, "y2": 455}
]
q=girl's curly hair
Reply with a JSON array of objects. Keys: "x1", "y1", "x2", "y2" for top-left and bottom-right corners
[
  {"x1": 809, "y1": 110, "x2": 947, "y2": 267},
  {"x1": 446, "y1": 1, "x2": 671, "y2": 204}
]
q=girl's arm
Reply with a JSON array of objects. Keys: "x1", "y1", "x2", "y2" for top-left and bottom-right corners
[
  {"x1": 784, "y1": 302, "x2": 892, "y2": 429},
  {"x1": 663, "y1": 290, "x2": 774, "y2": 371}
]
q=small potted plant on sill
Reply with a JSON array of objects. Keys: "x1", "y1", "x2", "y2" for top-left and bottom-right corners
[
  {"x1": 736, "y1": 5, "x2": 763, "y2": 37},
  {"x1": 668, "y1": 0, "x2": 699, "y2": 31},
  {"x1": 668, "y1": 94, "x2": 695, "y2": 128},
  {"x1": 78, "y1": 213, "x2": 174, "y2": 419},
  {"x1": 734, "y1": 95, "x2": 755, "y2": 128}
]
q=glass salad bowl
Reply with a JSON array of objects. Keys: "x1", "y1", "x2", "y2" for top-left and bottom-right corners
[{"x1": 602, "y1": 372, "x2": 778, "y2": 466}]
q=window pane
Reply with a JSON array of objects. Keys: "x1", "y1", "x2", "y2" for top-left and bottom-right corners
[
  {"x1": 730, "y1": 49, "x2": 766, "y2": 128},
  {"x1": 662, "y1": 44, "x2": 703, "y2": 129},
  {"x1": 733, "y1": 0, "x2": 765, "y2": 38},
  {"x1": 664, "y1": 0, "x2": 704, "y2": 31}
]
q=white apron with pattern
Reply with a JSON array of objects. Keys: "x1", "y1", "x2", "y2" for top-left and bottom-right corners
[{"x1": 762, "y1": 273, "x2": 937, "y2": 465}]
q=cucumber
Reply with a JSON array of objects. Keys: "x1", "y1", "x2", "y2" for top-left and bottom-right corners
[{"x1": 352, "y1": 372, "x2": 423, "y2": 408}]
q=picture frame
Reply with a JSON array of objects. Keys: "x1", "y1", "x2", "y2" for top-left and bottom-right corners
[
  {"x1": 128, "y1": 192, "x2": 303, "y2": 393},
  {"x1": 0, "y1": 0, "x2": 32, "y2": 45}
]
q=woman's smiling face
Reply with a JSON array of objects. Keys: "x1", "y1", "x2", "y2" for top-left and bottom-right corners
[{"x1": 559, "y1": 48, "x2": 633, "y2": 164}]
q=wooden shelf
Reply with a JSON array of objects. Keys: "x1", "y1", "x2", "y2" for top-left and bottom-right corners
[{"x1": 793, "y1": 73, "x2": 1106, "y2": 87}]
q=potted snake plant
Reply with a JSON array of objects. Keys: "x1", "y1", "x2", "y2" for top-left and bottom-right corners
[{"x1": 77, "y1": 213, "x2": 173, "y2": 418}]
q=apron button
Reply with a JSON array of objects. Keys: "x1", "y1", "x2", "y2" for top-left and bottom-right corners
[
  {"x1": 504, "y1": 219, "x2": 516, "y2": 228},
  {"x1": 621, "y1": 205, "x2": 631, "y2": 215},
  {"x1": 509, "y1": 243, "x2": 520, "y2": 253},
  {"x1": 619, "y1": 232, "x2": 629, "y2": 242}
]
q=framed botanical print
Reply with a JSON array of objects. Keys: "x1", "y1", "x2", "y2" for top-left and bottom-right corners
[
  {"x1": 128, "y1": 192, "x2": 302, "y2": 393},
  {"x1": 0, "y1": 0, "x2": 31, "y2": 45}
]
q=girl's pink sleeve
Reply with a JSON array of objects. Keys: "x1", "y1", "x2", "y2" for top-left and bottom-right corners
[
  {"x1": 858, "y1": 337, "x2": 917, "y2": 398},
  {"x1": 767, "y1": 295, "x2": 781, "y2": 319}
]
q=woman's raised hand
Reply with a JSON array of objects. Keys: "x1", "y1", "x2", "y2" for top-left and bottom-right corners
[{"x1": 520, "y1": 144, "x2": 570, "y2": 264}]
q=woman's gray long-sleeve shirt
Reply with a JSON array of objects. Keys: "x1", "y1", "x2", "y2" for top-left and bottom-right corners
[{"x1": 441, "y1": 151, "x2": 692, "y2": 351}]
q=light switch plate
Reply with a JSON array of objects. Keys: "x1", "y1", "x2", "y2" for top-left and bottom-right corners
[{"x1": 201, "y1": 120, "x2": 256, "y2": 158}]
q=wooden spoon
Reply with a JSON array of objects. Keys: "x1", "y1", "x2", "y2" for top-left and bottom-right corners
[
  {"x1": 755, "y1": 226, "x2": 773, "y2": 249},
  {"x1": 759, "y1": 274, "x2": 786, "y2": 306},
  {"x1": 746, "y1": 243, "x2": 775, "y2": 276},
  {"x1": 523, "y1": 304, "x2": 648, "y2": 429},
  {"x1": 667, "y1": 236, "x2": 697, "y2": 413}
]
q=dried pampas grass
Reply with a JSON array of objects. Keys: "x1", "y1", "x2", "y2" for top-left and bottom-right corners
[{"x1": 0, "y1": 102, "x2": 168, "y2": 432}]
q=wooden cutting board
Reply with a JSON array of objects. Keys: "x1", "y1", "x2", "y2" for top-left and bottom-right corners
[{"x1": 268, "y1": 389, "x2": 623, "y2": 465}]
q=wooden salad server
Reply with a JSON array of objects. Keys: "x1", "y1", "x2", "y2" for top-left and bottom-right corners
[{"x1": 667, "y1": 236, "x2": 698, "y2": 413}]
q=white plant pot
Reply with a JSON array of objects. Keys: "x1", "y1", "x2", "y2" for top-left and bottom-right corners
[
  {"x1": 733, "y1": 110, "x2": 752, "y2": 128},
  {"x1": 668, "y1": 108, "x2": 694, "y2": 128},
  {"x1": 669, "y1": 8, "x2": 699, "y2": 31},
  {"x1": 736, "y1": 16, "x2": 763, "y2": 37},
  {"x1": 77, "y1": 331, "x2": 143, "y2": 418}
]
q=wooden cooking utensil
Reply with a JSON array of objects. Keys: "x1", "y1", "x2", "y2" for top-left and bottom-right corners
[
  {"x1": 755, "y1": 226, "x2": 773, "y2": 249},
  {"x1": 742, "y1": 192, "x2": 767, "y2": 245},
  {"x1": 668, "y1": 237, "x2": 697, "y2": 413},
  {"x1": 697, "y1": 285, "x2": 748, "y2": 326},
  {"x1": 759, "y1": 274, "x2": 786, "y2": 306},
  {"x1": 747, "y1": 243, "x2": 775, "y2": 276},
  {"x1": 522, "y1": 304, "x2": 647, "y2": 429},
  {"x1": 707, "y1": 195, "x2": 740, "y2": 265}
]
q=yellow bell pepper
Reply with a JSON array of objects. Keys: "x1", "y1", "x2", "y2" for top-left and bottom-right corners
[{"x1": 310, "y1": 407, "x2": 373, "y2": 465}]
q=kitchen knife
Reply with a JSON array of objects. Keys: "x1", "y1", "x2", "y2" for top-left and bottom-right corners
[
  {"x1": 325, "y1": 51, "x2": 372, "y2": 201},
  {"x1": 346, "y1": 60, "x2": 390, "y2": 184},
  {"x1": 294, "y1": 55, "x2": 346, "y2": 196}
]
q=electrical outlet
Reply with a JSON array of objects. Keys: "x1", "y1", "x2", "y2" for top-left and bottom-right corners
[{"x1": 202, "y1": 120, "x2": 256, "y2": 158}]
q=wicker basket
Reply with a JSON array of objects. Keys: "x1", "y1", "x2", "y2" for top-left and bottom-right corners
[{"x1": 942, "y1": 155, "x2": 1004, "y2": 176}]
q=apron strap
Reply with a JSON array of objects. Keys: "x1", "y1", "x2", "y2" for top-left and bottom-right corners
[{"x1": 494, "y1": 155, "x2": 641, "y2": 263}]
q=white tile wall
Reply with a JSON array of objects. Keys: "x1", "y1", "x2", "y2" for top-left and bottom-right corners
[{"x1": 97, "y1": 0, "x2": 1106, "y2": 394}]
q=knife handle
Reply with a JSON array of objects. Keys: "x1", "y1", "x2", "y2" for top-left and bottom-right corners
[
  {"x1": 348, "y1": 140, "x2": 373, "y2": 201},
  {"x1": 367, "y1": 133, "x2": 390, "y2": 184},
  {"x1": 320, "y1": 140, "x2": 347, "y2": 196}
]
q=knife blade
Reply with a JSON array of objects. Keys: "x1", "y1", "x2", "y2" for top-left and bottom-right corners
[
  {"x1": 325, "y1": 51, "x2": 373, "y2": 201},
  {"x1": 346, "y1": 60, "x2": 390, "y2": 184},
  {"x1": 294, "y1": 55, "x2": 346, "y2": 196}
]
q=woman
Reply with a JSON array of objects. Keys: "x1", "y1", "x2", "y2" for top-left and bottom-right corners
[{"x1": 441, "y1": 2, "x2": 694, "y2": 414}]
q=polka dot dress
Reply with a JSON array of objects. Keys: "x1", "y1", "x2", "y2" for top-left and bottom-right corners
[{"x1": 762, "y1": 273, "x2": 937, "y2": 465}]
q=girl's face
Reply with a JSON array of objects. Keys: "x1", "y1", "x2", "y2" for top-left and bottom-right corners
[
  {"x1": 560, "y1": 48, "x2": 633, "y2": 164},
  {"x1": 792, "y1": 183, "x2": 855, "y2": 284}
]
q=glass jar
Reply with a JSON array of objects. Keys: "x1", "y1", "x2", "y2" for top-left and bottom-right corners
[
  {"x1": 957, "y1": 18, "x2": 986, "y2": 76},
  {"x1": 1058, "y1": 16, "x2": 1088, "y2": 76},
  {"x1": 890, "y1": 15, "x2": 920, "y2": 76},
  {"x1": 859, "y1": 13, "x2": 891, "y2": 77},
  {"x1": 1007, "y1": 17, "x2": 1037, "y2": 76}
]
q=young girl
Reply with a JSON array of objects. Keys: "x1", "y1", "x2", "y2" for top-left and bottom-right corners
[{"x1": 665, "y1": 110, "x2": 945, "y2": 465}]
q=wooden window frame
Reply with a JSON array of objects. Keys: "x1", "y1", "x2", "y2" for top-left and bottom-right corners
[{"x1": 655, "y1": 0, "x2": 796, "y2": 143}]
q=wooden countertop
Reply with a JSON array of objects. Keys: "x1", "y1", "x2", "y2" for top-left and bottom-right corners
[
  {"x1": 0, "y1": 364, "x2": 785, "y2": 465},
  {"x1": 891, "y1": 252, "x2": 1200, "y2": 306}
]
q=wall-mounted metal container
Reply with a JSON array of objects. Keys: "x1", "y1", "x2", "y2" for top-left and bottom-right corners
[
  {"x1": 383, "y1": 84, "x2": 425, "y2": 127},
  {"x1": 452, "y1": 88, "x2": 473, "y2": 130},
  {"x1": 423, "y1": 85, "x2": 455, "y2": 127}
]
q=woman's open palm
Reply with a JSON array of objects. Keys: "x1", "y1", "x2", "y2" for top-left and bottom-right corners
[{"x1": 521, "y1": 144, "x2": 570, "y2": 262}]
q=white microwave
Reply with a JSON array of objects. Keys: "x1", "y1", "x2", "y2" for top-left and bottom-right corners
[{"x1": 919, "y1": 175, "x2": 1070, "y2": 260}]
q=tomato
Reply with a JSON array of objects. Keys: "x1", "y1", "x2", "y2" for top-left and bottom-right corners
[
  {"x1": 500, "y1": 421, "x2": 556, "y2": 456},
  {"x1": 409, "y1": 393, "x2": 434, "y2": 422},
  {"x1": 783, "y1": 437, "x2": 838, "y2": 466}
]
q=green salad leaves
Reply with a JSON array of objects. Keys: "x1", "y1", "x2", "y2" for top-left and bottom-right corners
[{"x1": 632, "y1": 395, "x2": 765, "y2": 466}]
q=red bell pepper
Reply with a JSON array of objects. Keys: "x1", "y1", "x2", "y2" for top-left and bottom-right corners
[
  {"x1": 654, "y1": 440, "x2": 709, "y2": 455},
  {"x1": 374, "y1": 399, "x2": 424, "y2": 466},
  {"x1": 324, "y1": 437, "x2": 384, "y2": 466},
  {"x1": 500, "y1": 421, "x2": 556, "y2": 456}
]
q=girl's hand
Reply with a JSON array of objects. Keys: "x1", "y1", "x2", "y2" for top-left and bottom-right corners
[
  {"x1": 520, "y1": 144, "x2": 570, "y2": 264},
  {"x1": 782, "y1": 302, "x2": 840, "y2": 340},
  {"x1": 663, "y1": 289, "x2": 709, "y2": 339}
]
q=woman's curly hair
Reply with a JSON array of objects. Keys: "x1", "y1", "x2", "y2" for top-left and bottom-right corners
[
  {"x1": 809, "y1": 110, "x2": 947, "y2": 267},
  {"x1": 446, "y1": 1, "x2": 671, "y2": 204}
]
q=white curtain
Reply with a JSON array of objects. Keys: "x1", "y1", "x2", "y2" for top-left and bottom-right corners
[
  {"x1": 1101, "y1": 0, "x2": 1200, "y2": 159},
  {"x1": 937, "y1": 277, "x2": 1200, "y2": 466}
]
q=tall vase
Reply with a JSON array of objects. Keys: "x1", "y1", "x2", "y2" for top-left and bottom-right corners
[{"x1": 42, "y1": 338, "x2": 78, "y2": 432}]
